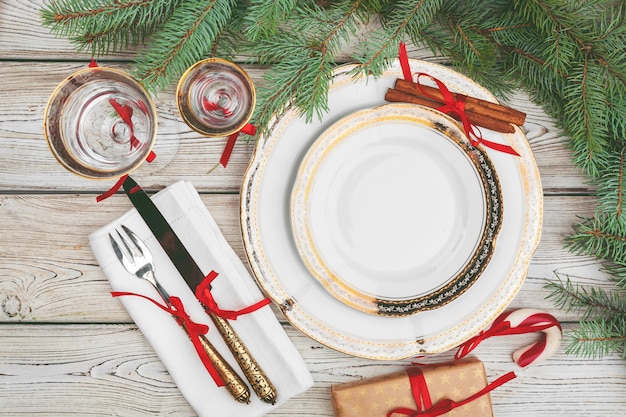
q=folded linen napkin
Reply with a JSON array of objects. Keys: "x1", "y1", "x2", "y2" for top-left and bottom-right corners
[{"x1": 89, "y1": 180, "x2": 313, "y2": 417}]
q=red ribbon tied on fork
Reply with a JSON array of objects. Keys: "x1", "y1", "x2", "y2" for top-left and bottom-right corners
[
  {"x1": 398, "y1": 43, "x2": 519, "y2": 156},
  {"x1": 111, "y1": 291, "x2": 225, "y2": 387}
]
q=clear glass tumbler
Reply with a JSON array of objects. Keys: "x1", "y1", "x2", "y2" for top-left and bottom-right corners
[
  {"x1": 44, "y1": 67, "x2": 157, "y2": 179},
  {"x1": 176, "y1": 58, "x2": 255, "y2": 137}
]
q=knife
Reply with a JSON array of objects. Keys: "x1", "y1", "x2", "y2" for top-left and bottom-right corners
[{"x1": 122, "y1": 176, "x2": 277, "y2": 405}]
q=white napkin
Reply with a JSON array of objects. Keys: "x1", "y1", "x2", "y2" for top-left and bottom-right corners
[{"x1": 89, "y1": 180, "x2": 313, "y2": 417}]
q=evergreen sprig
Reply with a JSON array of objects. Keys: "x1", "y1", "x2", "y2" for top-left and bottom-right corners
[
  {"x1": 546, "y1": 276, "x2": 626, "y2": 358},
  {"x1": 40, "y1": 0, "x2": 626, "y2": 360}
]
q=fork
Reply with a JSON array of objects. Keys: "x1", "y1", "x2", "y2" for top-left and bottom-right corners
[{"x1": 109, "y1": 225, "x2": 251, "y2": 404}]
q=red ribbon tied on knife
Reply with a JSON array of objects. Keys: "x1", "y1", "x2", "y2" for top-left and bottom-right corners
[
  {"x1": 398, "y1": 43, "x2": 519, "y2": 156},
  {"x1": 111, "y1": 291, "x2": 225, "y2": 387},
  {"x1": 195, "y1": 271, "x2": 270, "y2": 320}
]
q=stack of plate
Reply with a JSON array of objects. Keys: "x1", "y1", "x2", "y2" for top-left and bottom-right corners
[{"x1": 241, "y1": 59, "x2": 542, "y2": 360}]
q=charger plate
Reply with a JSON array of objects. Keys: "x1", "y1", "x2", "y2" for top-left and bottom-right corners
[
  {"x1": 290, "y1": 104, "x2": 503, "y2": 316},
  {"x1": 241, "y1": 59, "x2": 542, "y2": 359}
]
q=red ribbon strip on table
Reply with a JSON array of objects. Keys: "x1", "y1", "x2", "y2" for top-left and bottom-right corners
[
  {"x1": 397, "y1": 43, "x2": 519, "y2": 156},
  {"x1": 455, "y1": 310, "x2": 561, "y2": 367},
  {"x1": 195, "y1": 270, "x2": 270, "y2": 320},
  {"x1": 387, "y1": 368, "x2": 517, "y2": 417},
  {"x1": 110, "y1": 291, "x2": 225, "y2": 387},
  {"x1": 201, "y1": 96, "x2": 257, "y2": 168}
]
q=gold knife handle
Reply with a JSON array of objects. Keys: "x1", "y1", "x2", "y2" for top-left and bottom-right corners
[
  {"x1": 180, "y1": 322, "x2": 251, "y2": 404},
  {"x1": 209, "y1": 313, "x2": 278, "y2": 404}
]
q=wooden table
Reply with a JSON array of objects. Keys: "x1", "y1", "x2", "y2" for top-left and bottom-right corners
[{"x1": 1, "y1": 1, "x2": 625, "y2": 416}]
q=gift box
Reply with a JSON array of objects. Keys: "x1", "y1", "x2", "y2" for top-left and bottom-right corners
[{"x1": 331, "y1": 357, "x2": 500, "y2": 417}]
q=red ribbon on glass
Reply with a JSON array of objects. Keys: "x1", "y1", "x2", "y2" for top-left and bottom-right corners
[
  {"x1": 387, "y1": 370, "x2": 517, "y2": 417},
  {"x1": 90, "y1": 60, "x2": 156, "y2": 202},
  {"x1": 397, "y1": 43, "x2": 519, "y2": 156},
  {"x1": 455, "y1": 308, "x2": 562, "y2": 367},
  {"x1": 195, "y1": 270, "x2": 270, "y2": 320},
  {"x1": 201, "y1": 97, "x2": 257, "y2": 168},
  {"x1": 111, "y1": 291, "x2": 225, "y2": 387}
]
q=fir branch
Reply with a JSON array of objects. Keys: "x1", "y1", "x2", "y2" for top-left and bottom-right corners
[
  {"x1": 546, "y1": 275, "x2": 626, "y2": 359},
  {"x1": 545, "y1": 275, "x2": 626, "y2": 321},
  {"x1": 244, "y1": 0, "x2": 298, "y2": 41},
  {"x1": 351, "y1": 0, "x2": 443, "y2": 77},
  {"x1": 131, "y1": 0, "x2": 237, "y2": 91},
  {"x1": 41, "y1": 0, "x2": 180, "y2": 55},
  {"x1": 252, "y1": 0, "x2": 376, "y2": 132},
  {"x1": 565, "y1": 316, "x2": 626, "y2": 359}
]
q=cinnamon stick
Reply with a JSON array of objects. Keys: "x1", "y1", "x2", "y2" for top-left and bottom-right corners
[
  {"x1": 385, "y1": 88, "x2": 516, "y2": 134},
  {"x1": 394, "y1": 78, "x2": 526, "y2": 126}
]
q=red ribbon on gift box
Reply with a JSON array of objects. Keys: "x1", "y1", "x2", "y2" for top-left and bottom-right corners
[
  {"x1": 111, "y1": 291, "x2": 225, "y2": 387},
  {"x1": 387, "y1": 369, "x2": 517, "y2": 417},
  {"x1": 397, "y1": 43, "x2": 519, "y2": 156}
]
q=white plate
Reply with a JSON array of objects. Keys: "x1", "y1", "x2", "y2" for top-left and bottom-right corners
[
  {"x1": 241, "y1": 59, "x2": 542, "y2": 359},
  {"x1": 290, "y1": 104, "x2": 503, "y2": 316}
]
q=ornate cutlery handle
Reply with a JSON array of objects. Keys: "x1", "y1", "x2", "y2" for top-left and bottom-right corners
[
  {"x1": 180, "y1": 322, "x2": 251, "y2": 404},
  {"x1": 209, "y1": 313, "x2": 278, "y2": 404}
]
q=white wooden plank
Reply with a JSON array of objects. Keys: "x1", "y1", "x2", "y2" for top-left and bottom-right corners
[
  {"x1": 0, "y1": 193, "x2": 613, "y2": 324},
  {"x1": 0, "y1": 322, "x2": 624, "y2": 416}
]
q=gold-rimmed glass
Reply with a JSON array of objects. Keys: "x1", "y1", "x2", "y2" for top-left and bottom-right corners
[
  {"x1": 44, "y1": 67, "x2": 157, "y2": 179},
  {"x1": 176, "y1": 58, "x2": 255, "y2": 137}
]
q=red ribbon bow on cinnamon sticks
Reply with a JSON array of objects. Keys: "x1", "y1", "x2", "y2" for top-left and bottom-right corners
[{"x1": 391, "y1": 43, "x2": 522, "y2": 156}]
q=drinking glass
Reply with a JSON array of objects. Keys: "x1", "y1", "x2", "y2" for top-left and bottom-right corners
[
  {"x1": 44, "y1": 67, "x2": 157, "y2": 179},
  {"x1": 176, "y1": 58, "x2": 255, "y2": 137}
]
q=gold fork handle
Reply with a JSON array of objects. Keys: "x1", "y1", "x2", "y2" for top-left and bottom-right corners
[
  {"x1": 180, "y1": 322, "x2": 251, "y2": 404},
  {"x1": 209, "y1": 313, "x2": 277, "y2": 404}
]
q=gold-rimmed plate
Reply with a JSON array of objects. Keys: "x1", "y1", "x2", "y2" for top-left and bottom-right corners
[
  {"x1": 241, "y1": 59, "x2": 542, "y2": 359},
  {"x1": 290, "y1": 103, "x2": 502, "y2": 316}
]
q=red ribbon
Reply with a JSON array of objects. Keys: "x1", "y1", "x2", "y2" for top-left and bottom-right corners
[
  {"x1": 90, "y1": 60, "x2": 156, "y2": 202},
  {"x1": 387, "y1": 371, "x2": 517, "y2": 417},
  {"x1": 455, "y1": 311, "x2": 561, "y2": 367},
  {"x1": 397, "y1": 43, "x2": 519, "y2": 156},
  {"x1": 195, "y1": 271, "x2": 270, "y2": 320},
  {"x1": 201, "y1": 97, "x2": 256, "y2": 168},
  {"x1": 111, "y1": 291, "x2": 225, "y2": 387}
]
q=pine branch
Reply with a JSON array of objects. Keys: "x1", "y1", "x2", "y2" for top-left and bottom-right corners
[
  {"x1": 565, "y1": 316, "x2": 626, "y2": 359},
  {"x1": 41, "y1": 0, "x2": 181, "y2": 55},
  {"x1": 252, "y1": 0, "x2": 377, "y2": 133},
  {"x1": 545, "y1": 275, "x2": 626, "y2": 321},
  {"x1": 244, "y1": 0, "x2": 298, "y2": 41},
  {"x1": 131, "y1": 0, "x2": 237, "y2": 92},
  {"x1": 351, "y1": 0, "x2": 443, "y2": 77}
]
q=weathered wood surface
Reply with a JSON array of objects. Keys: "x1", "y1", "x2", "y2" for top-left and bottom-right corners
[{"x1": 1, "y1": 1, "x2": 624, "y2": 416}]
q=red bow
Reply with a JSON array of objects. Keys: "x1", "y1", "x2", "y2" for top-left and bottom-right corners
[
  {"x1": 195, "y1": 271, "x2": 270, "y2": 320},
  {"x1": 111, "y1": 291, "x2": 224, "y2": 386},
  {"x1": 398, "y1": 43, "x2": 519, "y2": 156}
]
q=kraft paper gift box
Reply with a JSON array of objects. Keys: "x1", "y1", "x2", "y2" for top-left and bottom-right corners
[{"x1": 331, "y1": 357, "x2": 494, "y2": 417}]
